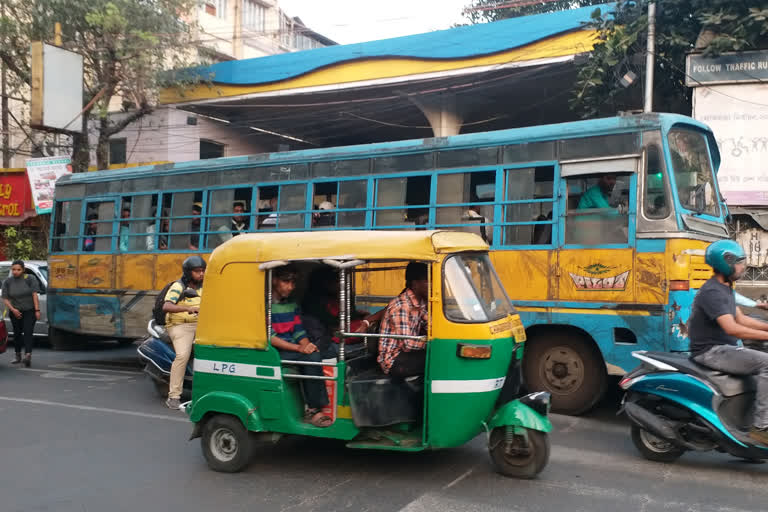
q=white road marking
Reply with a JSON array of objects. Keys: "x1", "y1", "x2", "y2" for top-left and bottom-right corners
[
  {"x1": 17, "y1": 368, "x2": 134, "y2": 382},
  {"x1": 442, "y1": 467, "x2": 475, "y2": 490},
  {"x1": 49, "y1": 363, "x2": 142, "y2": 375},
  {"x1": 0, "y1": 395, "x2": 188, "y2": 422}
]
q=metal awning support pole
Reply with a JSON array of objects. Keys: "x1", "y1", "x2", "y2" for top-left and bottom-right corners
[{"x1": 644, "y1": 2, "x2": 656, "y2": 113}]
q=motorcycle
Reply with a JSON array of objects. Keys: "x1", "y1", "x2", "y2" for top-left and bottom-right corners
[
  {"x1": 136, "y1": 319, "x2": 193, "y2": 399},
  {"x1": 620, "y1": 350, "x2": 768, "y2": 463}
]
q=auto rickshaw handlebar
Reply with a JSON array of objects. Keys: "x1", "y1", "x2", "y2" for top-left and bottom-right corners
[{"x1": 339, "y1": 332, "x2": 426, "y2": 341}]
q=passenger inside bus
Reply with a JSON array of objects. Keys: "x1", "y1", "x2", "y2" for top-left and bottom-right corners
[
  {"x1": 189, "y1": 203, "x2": 202, "y2": 250},
  {"x1": 216, "y1": 201, "x2": 249, "y2": 244},
  {"x1": 119, "y1": 207, "x2": 131, "y2": 251},
  {"x1": 145, "y1": 210, "x2": 169, "y2": 250},
  {"x1": 83, "y1": 214, "x2": 98, "y2": 252},
  {"x1": 462, "y1": 204, "x2": 491, "y2": 244},
  {"x1": 260, "y1": 197, "x2": 278, "y2": 228},
  {"x1": 312, "y1": 201, "x2": 336, "y2": 227},
  {"x1": 577, "y1": 174, "x2": 616, "y2": 209}
]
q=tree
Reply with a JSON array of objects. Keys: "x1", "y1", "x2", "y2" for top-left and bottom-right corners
[
  {"x1": 0, "y1": 0, "x2": 199, "y2": 172},
  {"x1": 463, "y1": 0, "x2": 605, "y2": 24},
  {"x1": 571, "y1": 1, "x2": 768, "y2": 118},
  {"x1": 463, "y1": 1, "x2": 768, "y2": 118}
]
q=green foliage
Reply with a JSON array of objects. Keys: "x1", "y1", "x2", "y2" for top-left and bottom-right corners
[
  {"x1": 462, "y1": 0, "x2": 605, "y2": 24},
  {"x1": 0, "y1": 0, "x2": 199, "y2": 171},
  {"x1": 463, "y1": 1, "x2": 768, "y2": 118},
  {"x1": 2, "y1": 226, "x2": 47, "y2": 261},
  {"x1": 571, "y1": 1, "x2": 768, "y2": 117}
]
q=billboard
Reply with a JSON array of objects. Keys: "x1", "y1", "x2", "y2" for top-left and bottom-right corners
[
  {"x1": 0, "y1": 172, "x2": 35, "y2": 224},
  {"x1": 25, "y1": 156, "x2": 72, "y2": 214},
  {"x1": 30, "y1": 42, "x2": 84, "y2": 133},
  {"x1": 692, "y1": 83, "x2": 768, "y2": 206}
]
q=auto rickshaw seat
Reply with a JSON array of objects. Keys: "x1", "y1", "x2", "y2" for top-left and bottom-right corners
[{"x1": 347, "y1": 367, "x2": 423, "y2": 427}]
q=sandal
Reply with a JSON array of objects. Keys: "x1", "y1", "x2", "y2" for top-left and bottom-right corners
[{"x1": 304, "y1": 409, "x2": 333, "y2": 428}]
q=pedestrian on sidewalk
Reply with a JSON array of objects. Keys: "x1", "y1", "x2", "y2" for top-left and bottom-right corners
[{"x1": 2, "y1": 260, "x2": 40, "y2": 367}]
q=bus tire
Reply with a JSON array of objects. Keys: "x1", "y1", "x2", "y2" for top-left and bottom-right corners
[
  {"x1": 523, "y1": 332, "x2": 606, "y2": 415},
  {"x1": 48, "y1": 326, "x2": 85, "y2": 351},
  {"x1": 201, "y1": 414, "x2": 254, "y2": 473}
]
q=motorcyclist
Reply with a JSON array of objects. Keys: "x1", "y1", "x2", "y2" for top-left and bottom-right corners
[
  {"x1": 689, "y1": 240, "x2": 768, "y2": 445},
  {"x1": 162, "y1": 255, "x2": 205, "y2": 410}
]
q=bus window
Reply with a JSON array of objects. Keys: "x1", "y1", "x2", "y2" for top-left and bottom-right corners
[
  {"x1": 257, "y1": 186, "x2": 278, "y2": 229},
  {"x1": 668, "y1": 130, "x2": 719, "y2": 217},
  {"x1": 257, "y1": 184, "x2": 306, "y2": 230},
  {"x1": 374, "y1": 175, "x2": 431, "y2": 228},
  {"x1": 565, "y1": 173, "x2": 630, "y2": 245},
  {"x1": 438, "y1": 147, "x2": 497, "y2": 168},
  {"x1": 503, "y1": 166, "x2": 555, "y2": 245},
  {"x1": 278, "y1": 183, "x2": 306, "y2": 230},
  {"x1": 337, "y1": 180, "x2": 367, "y2": 228},
  {"x1": 435, "y1": 171, "x2": 495, "y2": 243},
  {"x1": 164, "y1": 191, "x2": 203, "y2": 250},
  {"x1": 311, "y1": 181, "x2": 337, "y2": 228},
  {"x1": 52, "y1": 200, "x2": 82, "y2": 252},
  {"x1": 83, "y1": 201, "x2": 115, "y2": 252},
  {"x1": 121, "y1": 194, "x2": 158, "y2": 251},
  {"x1": 644, "y1": 145, "x2": 669, "y2": 219},
  {"x1": 207, "y1": 187, "x2": 252, "y2": 248}
]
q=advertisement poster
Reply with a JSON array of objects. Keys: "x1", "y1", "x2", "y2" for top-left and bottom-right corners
[
  {"x1": 25, "y1": 156, "x2": 72, "y2": 214},
  {"x1": 692, "y1": 83, "x2": 768, "y2": 206}
]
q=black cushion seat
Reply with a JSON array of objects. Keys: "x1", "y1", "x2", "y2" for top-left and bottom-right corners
[{"x1": 644, "y1": 351, "x2": 755, "y2": 397}]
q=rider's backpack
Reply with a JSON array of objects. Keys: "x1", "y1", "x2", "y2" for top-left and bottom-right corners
[{"x1": 152, "y1": 279, "x2": 183, "y2": 326}]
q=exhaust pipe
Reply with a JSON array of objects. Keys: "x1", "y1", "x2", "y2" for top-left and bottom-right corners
[{"x1": 624, "y1": 402, "x2": 678, "y2": 440}]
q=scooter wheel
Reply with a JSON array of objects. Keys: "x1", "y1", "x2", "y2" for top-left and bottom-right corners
[
  {"x1": 631, "y1": 424, "x2": 685, "y2": 463},
  {"x1": 489, "y1": 428, "x2": 550, "y2": 479},
  {"x1": 201, "y1": 414, "x2": 254, "y2": 473}
]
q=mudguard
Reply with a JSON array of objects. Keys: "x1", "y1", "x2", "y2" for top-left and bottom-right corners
[
  {"x1": 488, "y1": 399, "x2": 552, "y2": 433},
  {"x1": 187, "y1": 391, "x2": 264, "y2": 433}
]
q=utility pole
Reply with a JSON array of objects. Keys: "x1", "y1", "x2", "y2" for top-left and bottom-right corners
[
  {"x1": 1, "y1": 0, "x2": 9, "y2": 168},
  {"x1": 643, "y1": 2, "x2": 656, "y2": 113}
]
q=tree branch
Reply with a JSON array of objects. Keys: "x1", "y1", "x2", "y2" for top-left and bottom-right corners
[{"x1": 104, "y1": 104, "x2": 153, "y2": 138}]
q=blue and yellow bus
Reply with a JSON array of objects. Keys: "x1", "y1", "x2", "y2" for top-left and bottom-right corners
[{"x1": 48, "y1": 113, "x2": 725, "y2": 413}]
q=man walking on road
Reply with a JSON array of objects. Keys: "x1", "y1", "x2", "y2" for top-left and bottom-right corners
[{"x1": 163, "y1": 256, "x2": 205, "y2": 410}]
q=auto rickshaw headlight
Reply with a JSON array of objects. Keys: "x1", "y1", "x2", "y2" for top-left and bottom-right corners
[{"x1": 456, "y1": 343, "x2": 492, "y2": 359}]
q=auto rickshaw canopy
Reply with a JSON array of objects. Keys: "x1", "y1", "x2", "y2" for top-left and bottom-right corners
[
  {"x1": 196, "y1": 230, "x2": 488, "y2": 349},
  {"x1": 207, "y1": 230, "x2": 488, "y2": 271}
]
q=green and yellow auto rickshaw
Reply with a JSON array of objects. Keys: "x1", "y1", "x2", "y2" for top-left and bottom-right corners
[{"x1": 186, "y1": 230, "x2": 552, "y2": 478}]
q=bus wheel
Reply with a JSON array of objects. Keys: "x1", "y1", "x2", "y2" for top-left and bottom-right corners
[
  {"x1": 523, "y1": 332, "x2": 606, "y2": 415},
  {"x1": 48, "y1": 326, "x2": 85, "y2": 351},
  {"x1": 201, "y1": 414, "x2": 254, "y2": 473}
]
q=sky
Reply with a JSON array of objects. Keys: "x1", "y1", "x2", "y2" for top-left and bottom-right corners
[{"x1": 279, "y1": 0, "x2": 472, "y2": 45}]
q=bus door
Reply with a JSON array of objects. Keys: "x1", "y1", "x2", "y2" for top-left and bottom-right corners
[{"x1": 556, "y1": 156, "x2": 640, "y2": 304}]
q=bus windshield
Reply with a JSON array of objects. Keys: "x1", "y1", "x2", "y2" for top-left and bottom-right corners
[
  {"x1": 443, "y1": 253, "x2": 513, "y2": 323},
  {"x1": 668, "y1": 129, "x2": 720, "y2": 217}
]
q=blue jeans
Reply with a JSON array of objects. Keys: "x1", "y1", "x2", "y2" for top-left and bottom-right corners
[{"x1": 279, "y1": 350, "x2": 329, "y2": 410}]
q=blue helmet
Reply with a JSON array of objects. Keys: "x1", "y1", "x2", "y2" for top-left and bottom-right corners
[{"x1": 705, "y1": 240, "x2": 746, "y2": 278}]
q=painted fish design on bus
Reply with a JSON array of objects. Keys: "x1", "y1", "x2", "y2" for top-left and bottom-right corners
[{"x1": 569, "y1": 270, "x2": 630, "y2": 291}]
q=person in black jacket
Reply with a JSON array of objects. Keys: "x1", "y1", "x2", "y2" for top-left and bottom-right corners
[
  {"x1": 2, "y1": 261, "x2": 40, "y2": 367},
  {"x1": 301, "y1": 266, "x2": 382, "y2": 359}
]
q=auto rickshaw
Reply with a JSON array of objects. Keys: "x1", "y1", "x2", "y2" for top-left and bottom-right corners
[{"x1": 186, "y1": 230, "x2": 552, "y2": 478}]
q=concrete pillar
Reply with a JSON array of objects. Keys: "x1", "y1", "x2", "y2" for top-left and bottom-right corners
[{"x1": 409, "y1": 93, "x2": 463, "y2": 137}]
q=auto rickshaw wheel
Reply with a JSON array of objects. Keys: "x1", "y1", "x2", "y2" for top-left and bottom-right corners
[
  {"x1": 523, "y1": 332, "x2": 606, "y2": 415},
  {"x1": 489, "y1": 427, "x2": 549, "y2": 479},
  {"x1": 201, "y1": 414, "x2": 254, "y2": 473}
]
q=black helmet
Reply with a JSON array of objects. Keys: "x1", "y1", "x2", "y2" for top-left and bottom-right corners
[{"x1": 182, "y1": 255, "x2": 206, "y2": 281}]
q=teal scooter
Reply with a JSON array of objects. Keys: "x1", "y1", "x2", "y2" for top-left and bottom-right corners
[{"x1": 620, "y1": 350, "x2": 768, "y2": 463}]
